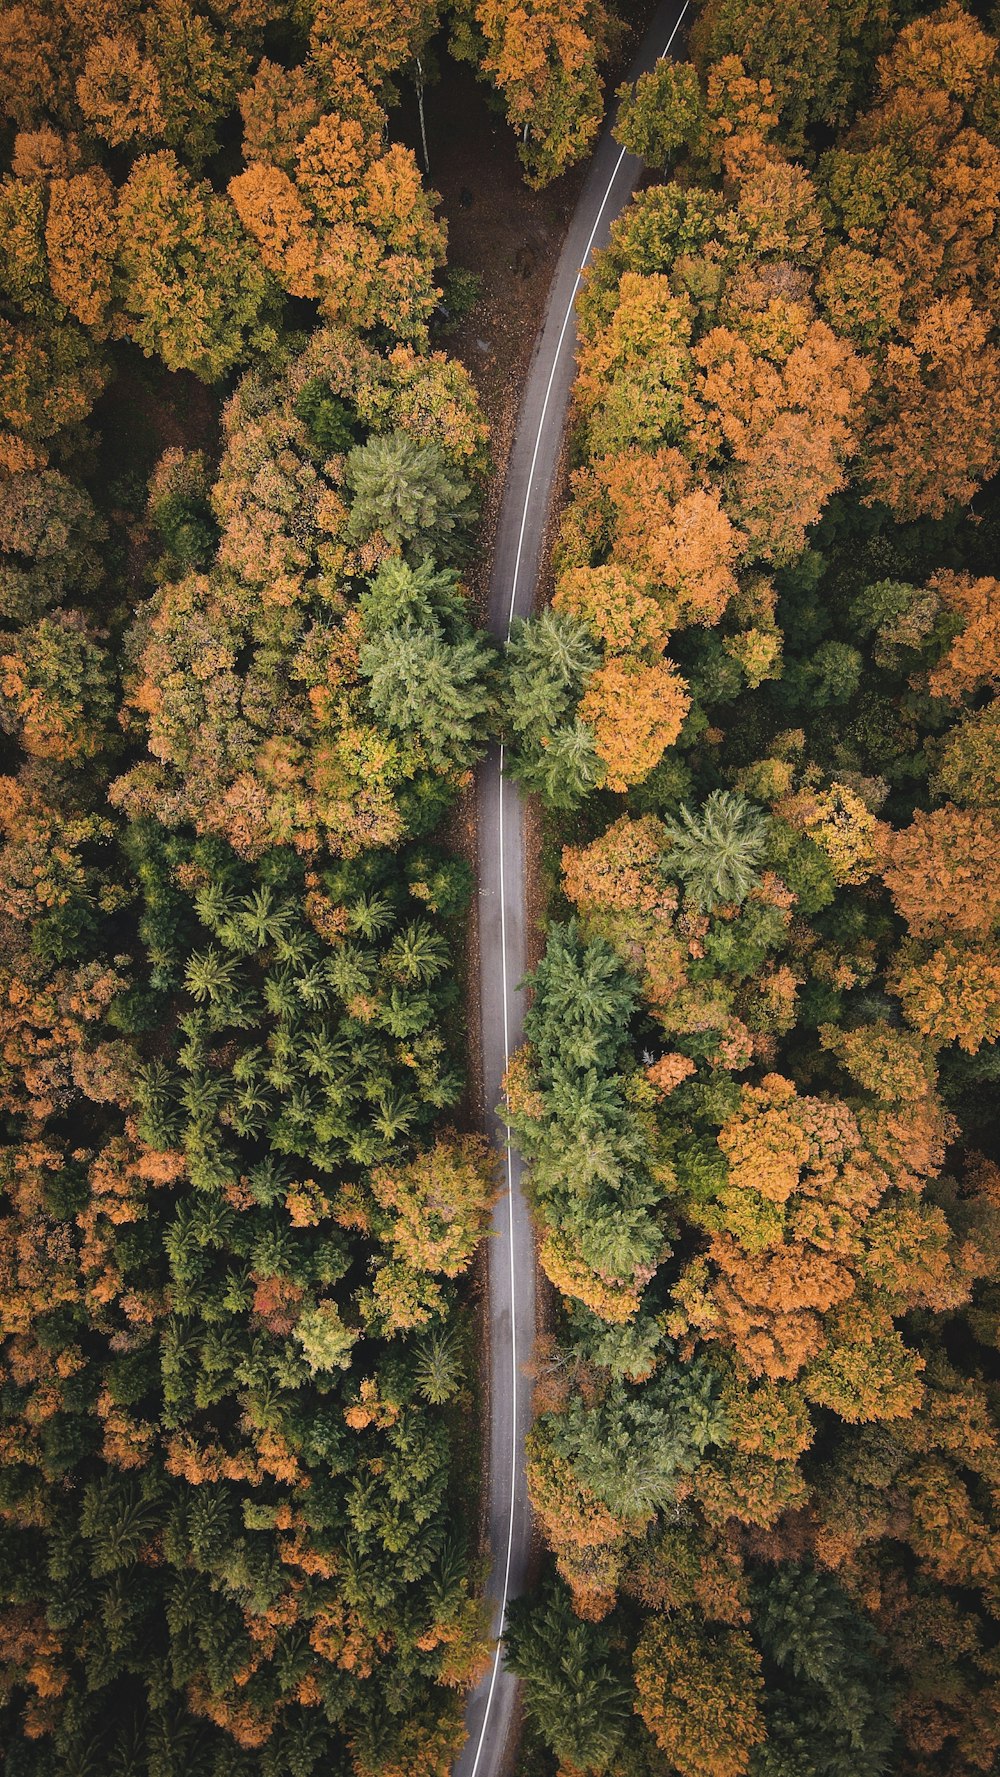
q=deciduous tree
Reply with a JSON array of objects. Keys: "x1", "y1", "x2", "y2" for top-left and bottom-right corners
[
  {"x1": 453, "y1": 0, "x2": 612, "y2": 186},
  {"x1": 884, "y1": 806, "x2": 1000, "y2": 939},
  {"x1": 116, "y1": 151, "x2": 277, "y2": 380},
  {"x1": 615, "y1": 59, "x2": 705, "y2": 167},
  {"x1": 578, "y1": 652, "x2": 691, "y2": 792},
  {"x1": 45, "y1": 168, "x2": 117, "y2": 332},
  {"x1": 690, "y1": 0, "x2": 895, "y2": 154},
  {"x1": 0, "y1": 610, "x2": 114, "y2": 762},
  {"x1": 633, "y1": 1610, "x2": 765, "y2": 1777}
]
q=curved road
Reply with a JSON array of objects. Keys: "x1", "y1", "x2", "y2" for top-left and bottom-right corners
[{"x1": 455, "y1": 5, "x2": 691, "y2": 1772}]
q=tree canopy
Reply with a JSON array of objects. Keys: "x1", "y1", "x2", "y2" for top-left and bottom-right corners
[{"x1": 505, "y1": 7, "x2": 1000, "y2": 1773}]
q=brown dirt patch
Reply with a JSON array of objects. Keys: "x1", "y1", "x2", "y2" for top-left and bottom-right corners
[
  {"x1": 393, "y1": 3, "x2": 652, "y2": 611},
  {"x1": 397, "y1": 56, "x2": 592, "y2": 618}
]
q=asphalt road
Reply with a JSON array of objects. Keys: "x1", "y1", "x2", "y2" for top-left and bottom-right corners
[{"x1": 454, "y1": 5, "x2": 692, "y2": 1773}]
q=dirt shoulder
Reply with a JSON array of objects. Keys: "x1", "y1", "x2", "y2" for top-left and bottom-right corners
[{"x1": 413, "y1": 60, "x2": 591, "y2": 617}]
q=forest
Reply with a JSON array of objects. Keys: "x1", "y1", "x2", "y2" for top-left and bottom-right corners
[
  {"x1": 0, "y1": 0, "x2": 999, "y2": 1774},
  {"x1": 0, "y1": 2, "x2": 511, "y2": 1771},
  {"x1": 503, "y1": 3, "x2": 1000, "y2": 1774}
]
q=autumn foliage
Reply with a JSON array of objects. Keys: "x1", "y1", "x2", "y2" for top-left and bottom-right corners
[
  {"x1": 507, "y1": 8, "x2": 1000, "y2": 1774},
  {"x1": 506, "y1": 140, "x2": 868, "y2": 796},
  {"x1": 0, "y1": 4, "x2": 500, "y2": 1770},
  {"x1": 4, "y1": 0, "x2": 1000, "y2": 1771}
]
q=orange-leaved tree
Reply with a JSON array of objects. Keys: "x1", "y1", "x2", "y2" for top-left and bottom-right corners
[
  {"x1": 818, "y1": 4, "x2": 1000, "y2": 518},
  {"x1": 451, "y1": 0, "x2": 614, "y2": 186},
  {"x1": 633, "y1": 1611, "x2": 765, "y2": 1777}
]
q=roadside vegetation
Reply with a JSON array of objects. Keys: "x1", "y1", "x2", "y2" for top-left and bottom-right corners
[
  {"x1": 0, "y1": 4, "x2": 517, "y2": 1772},
  {"x1": 503, "y1": 4, "x2": 1000, "y2": 1772}
]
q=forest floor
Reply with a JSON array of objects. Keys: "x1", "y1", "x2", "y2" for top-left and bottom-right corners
[{"x1": 394, "y1": 57, "x2": 590, "y2": 616}]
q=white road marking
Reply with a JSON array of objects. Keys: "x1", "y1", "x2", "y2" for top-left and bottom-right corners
[
  {"x1": 465, "y1": 8, "x2": 691, "y2": 1770},
  {"x1": 464, "y1": 739, "x2": 518, "y2": 1777}
]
